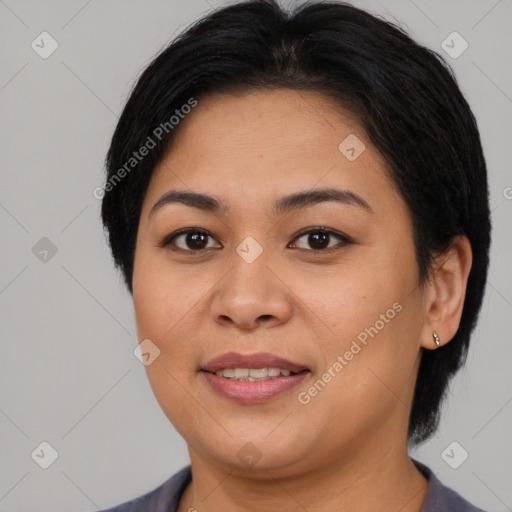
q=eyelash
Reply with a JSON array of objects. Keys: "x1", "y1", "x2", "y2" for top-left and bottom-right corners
[{"x1": 157, "y1": 227, "x2": 352, "y2": 255}]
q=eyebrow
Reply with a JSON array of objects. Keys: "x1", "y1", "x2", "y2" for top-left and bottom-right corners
[{"x1": 148, "y1": 187, "x2": 374, "y2": 219}]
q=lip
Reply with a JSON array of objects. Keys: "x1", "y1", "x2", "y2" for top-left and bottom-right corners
[
  {"x1": 202, "y1": 370, "x2": 310, "y2": 404},
  {"x1": 201, "y1": 351, "x2": 309, "y2": 374},
  {"x1": 200, "y1": 352, "x2": 310, "y2": 405}
]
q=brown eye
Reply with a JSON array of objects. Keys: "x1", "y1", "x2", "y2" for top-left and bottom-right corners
[
  {"x1": 159, "y1": 227, "x2": 350, "y2": 254},
  {"x1": 290, "y1": 228, "x2": 350, "y2": 252},
  {"x1": 181, "y1": 232, "x2": 209, "y2": 250},
  {"x1": 159, "y1": 229, "x2": 221, "y2": 252},
  {"x1": 307, "y1": 231, "x2": 330, "y2": 249}
]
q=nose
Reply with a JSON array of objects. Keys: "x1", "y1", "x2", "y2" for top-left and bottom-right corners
[{"x1": 209, "y1": 253, "x2": 294, "y2": 331}]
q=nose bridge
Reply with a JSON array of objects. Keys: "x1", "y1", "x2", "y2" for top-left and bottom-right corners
[
  {"x1": 229, "y1": 243, "x2": 271, "y2": 295},
  {"x1": 210, "y1": 240, "x2": 293, "y2": 328}
]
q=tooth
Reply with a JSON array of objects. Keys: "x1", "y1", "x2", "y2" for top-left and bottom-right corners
[
  {"x1": 212, "y1": 367, "x2": 298, "y2": 380},
  {"x1": 234, "y1": 368, "x2": 250, "y2": 379},
  {"x1": 248, "y1": 368, "x2": 267, "y2": 378}
]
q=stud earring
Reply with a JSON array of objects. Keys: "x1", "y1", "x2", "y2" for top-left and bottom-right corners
[{"x1": 433, "y1": 331, "x2": 440, "y2": 347}]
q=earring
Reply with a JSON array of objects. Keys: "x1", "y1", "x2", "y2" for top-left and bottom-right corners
[{"x1": 433, "y1": 331, "x2": 440, "y2": 347}]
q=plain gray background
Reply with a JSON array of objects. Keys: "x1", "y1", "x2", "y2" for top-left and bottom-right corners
[{"x1": 0, "y1": 0, "x2": 511, "y2": 510}]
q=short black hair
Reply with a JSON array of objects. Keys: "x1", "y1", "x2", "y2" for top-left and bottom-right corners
[{"x1": 101, "y1": 0, "x2": 491, "y2": 445}]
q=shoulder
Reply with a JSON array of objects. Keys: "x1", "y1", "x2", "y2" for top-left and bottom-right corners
[
  {"x1": 97, "y1": 465, "x2": 192, "y2": 512},
  {"x1": 413, "y1": 459, "x2": 488, "y2": 512}
]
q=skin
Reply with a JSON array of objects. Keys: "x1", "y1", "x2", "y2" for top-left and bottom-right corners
[{"x1": 132, "y1": 89, "x2": 472, "y2": 512}]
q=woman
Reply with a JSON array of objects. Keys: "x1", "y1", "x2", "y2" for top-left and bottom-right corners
[{"x1": 98, "y1": 0, "x2": 491, "y2": 510}]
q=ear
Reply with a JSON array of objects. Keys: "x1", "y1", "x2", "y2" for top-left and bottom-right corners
[{"x1": 419, "y1": 235, "x2": 473, "y2": 350}]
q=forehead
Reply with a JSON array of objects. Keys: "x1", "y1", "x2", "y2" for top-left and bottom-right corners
[
  {"x1": 143, "y1": 89, "x2": 399, "y2": 216},
  {"x1": 162, "y1": 88, "x2": 367, "y2": 164}
]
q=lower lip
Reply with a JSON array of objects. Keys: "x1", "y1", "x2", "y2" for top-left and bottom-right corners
[{"x1": 201, "y1": 370, "x2": 310, "y2": 404}]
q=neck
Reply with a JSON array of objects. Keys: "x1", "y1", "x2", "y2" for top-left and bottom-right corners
[{"x1": 177, "y1": 442, "x2": 428, "y2": 512}]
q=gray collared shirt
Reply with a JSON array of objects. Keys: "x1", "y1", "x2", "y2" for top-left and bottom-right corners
[{"x1": 98, "y1": 459, "x2": 487, "y2": 511}]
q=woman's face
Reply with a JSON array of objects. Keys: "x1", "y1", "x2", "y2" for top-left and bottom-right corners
[{"x1": 132, "y1": 89, "x2": 430, "y2": 476}]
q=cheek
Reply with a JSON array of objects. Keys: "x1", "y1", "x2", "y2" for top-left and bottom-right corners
[
  {"x1": 298, "y1": 302, "x2": 421, "y2": 440},
  {"x1": 133, "y1": 246, "x2": 204, "y2": 339},
  {"x1": 289, "y1": 255, "x2": 421, "y2": 399},
  {"x1": 285, "y1": 256, "x2": 406, "y2": 334}
]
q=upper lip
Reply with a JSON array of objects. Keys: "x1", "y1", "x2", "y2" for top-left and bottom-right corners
[{"x1": 201, "y1": 352, "x2": 309, "y2": 373}]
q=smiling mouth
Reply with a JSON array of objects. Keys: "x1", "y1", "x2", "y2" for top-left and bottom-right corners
[
  {"x1": 205, "y1": 367, "x2": 309, "y2": 381},
  {"x1": 201, "y1": 367, "x2": 311, "y2": 404}
]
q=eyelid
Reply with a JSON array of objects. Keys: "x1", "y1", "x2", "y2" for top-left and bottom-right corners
[
  {"x1": 157, "y1": 227, "x2": 221, "y2": 251},
  {"x1": 288, "y1": 227, "x2": 352, "y2": 251},
  {"x1": 158, "y1": 226, "x2": 352, "y2": 253}
]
